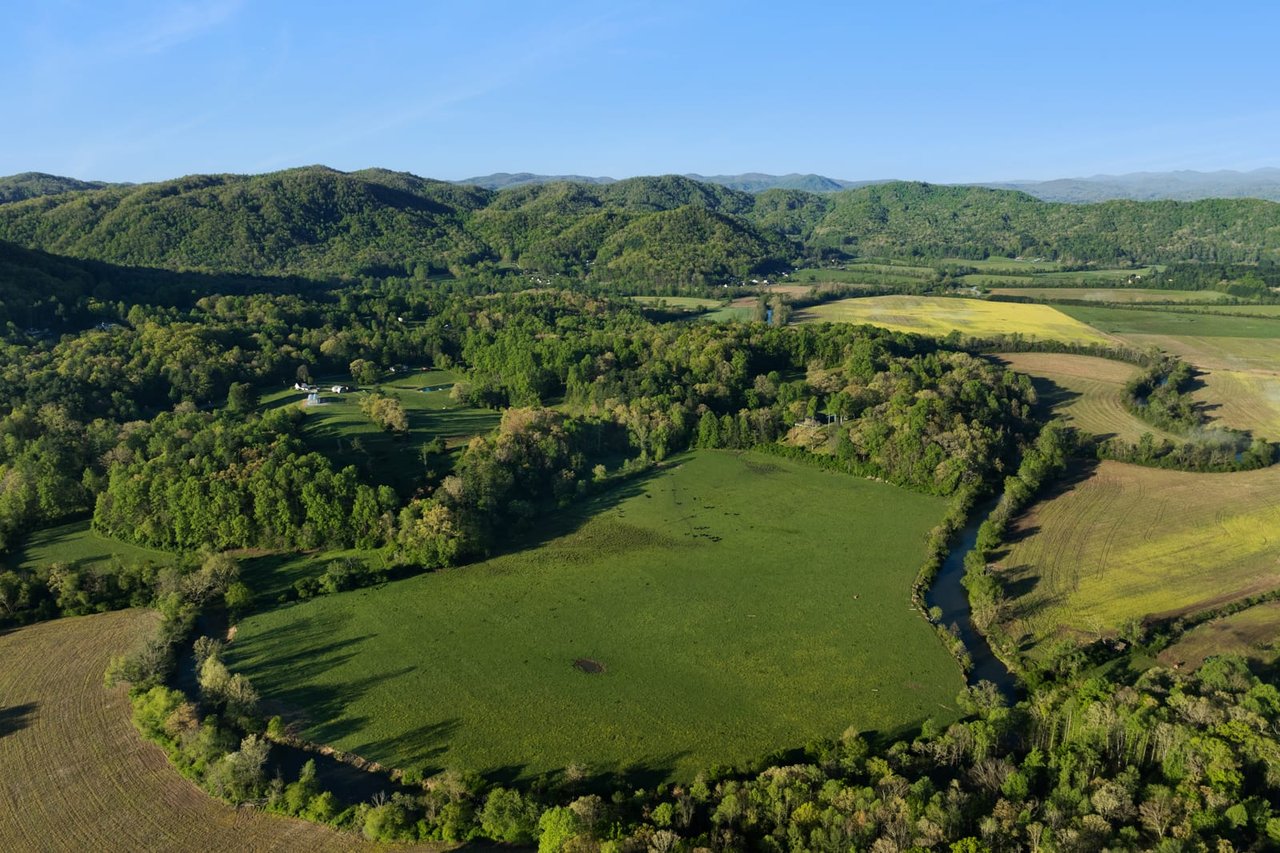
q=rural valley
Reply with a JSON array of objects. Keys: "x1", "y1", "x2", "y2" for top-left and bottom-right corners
[{"x1": 0, "y1": 164, "x2": 1278, "y2": 851}]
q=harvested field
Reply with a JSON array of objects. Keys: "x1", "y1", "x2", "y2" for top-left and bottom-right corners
[
  {"x1": 1120, "y1": 335, "x2": 1279, "y2": 373},
  {"x1": 0, "y1": 610, "x2": 379, "y2": 852},
  {"x1": 993, "y1": 353, "x2": 1179, "y2": 443},
  {"x1": 995, "y1": 462, "x2": 1280, "y2": 654},
  {"x1": 1157, "y1": 600, "x2": 1280, "y2": 670},
  {"x1": 799, "y1": 296, "x2": 1114, "y2": 345},
  {"x1": 1190, "y1": 367, "x2": 1280, "y2": 441}
]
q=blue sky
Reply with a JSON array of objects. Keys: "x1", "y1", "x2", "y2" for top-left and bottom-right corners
[{"x1": 5, "y1": 1, "x2": 1279, "y2": 183}]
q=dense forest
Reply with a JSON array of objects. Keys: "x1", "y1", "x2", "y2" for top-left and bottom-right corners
[{"x1": 6, "y1": 168, "x2": 1280, "y2": 291}]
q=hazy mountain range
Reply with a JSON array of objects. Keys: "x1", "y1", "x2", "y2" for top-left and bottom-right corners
[
  {"x1": 457, "y1": 168, "x2": 1280, "y2": 202},
  {"x1": 7, "y1": 167, "x2": 1280, "y2": 207}
]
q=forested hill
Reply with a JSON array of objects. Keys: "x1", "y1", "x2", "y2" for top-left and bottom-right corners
[
  {"x1": 0, "y1": 172, "x2": 116, "y2": 204},
  {"x1": 4, "y1": 166, "x2": 1280, "y2": 284}
]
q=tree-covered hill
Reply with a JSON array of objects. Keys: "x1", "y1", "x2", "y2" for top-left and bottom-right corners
[
  {"x1": 6, "y1": 167, "x2": 1280, "y2": 285},
  {"x1": 809, "y1": 182, "x2": 1280, "y2": 263},
  {"x1": 0, "y1": 172, "x2": 116, "y2": 204},
  {"x1": 0, "y1": 166, "x2": 492, "y2": 278},
  {"x1": 592, "y1": 205, "x2": 789, "y2": 286}
]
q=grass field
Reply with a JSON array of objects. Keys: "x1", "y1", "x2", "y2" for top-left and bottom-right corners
[
  {"x1": 0, "y1": 609, "x2": 384, "y2": 852},
  {"x1": 995, "y1": 462, "x2": 1280, "y2": 653},
  {"x1": 1157, "y1": 600, "x2": 1280, "y2": 670},
  {"x1": 799, "y1": 296, "x2": 1115, "y2": 345},
  {"x1": 1188, "y1": 368, "x2": 1280, "y2": 441},
  {"x1": 947, "y1": 257, "x2": 1063, "y2": 273},
  {"x1": 627, "y1": 296, "x2": 723, "y2": 310},
  {"x1": 992, "y1": 353, "x2": 1179, "y2": 443},
  {"x1": 1162, "y1": 303, "x2": 1280, "y2": 316},
  {"x1": 261, "y1": 369, "x2": 500, "y2": 494},
  {"x1": 987, "y1": 287, "x2": 1226, "y2": 304},
  {"x1": 228, "y1": 451, "x2": 962, "y2": 782},
  {"x1": 8, "y1": 520, "x2": 175, "y2": 574},
  {"x1": 1058, "y1": 304, "x2": 1280, "y2": 338}
]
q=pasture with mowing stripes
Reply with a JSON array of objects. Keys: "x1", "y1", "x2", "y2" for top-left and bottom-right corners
[
  {"x1": 995, "y1": 461, "x2": 1280, "y2": 655},
  {"x1": 1188, "y1": 367, "x2": 1280, "y2": 441},
  {"x1": 798, "y1": 296, "x2": 1115, "y2": 345},
  {"x1": 227, "y1": 450, "x2": 962, "y2": 782},
  {"x1": 0, "y1": 610, "x2": 389, "y2": 852},
  {"x1": 992, "y1": 353, "x2": 1180, "y2": 443}
]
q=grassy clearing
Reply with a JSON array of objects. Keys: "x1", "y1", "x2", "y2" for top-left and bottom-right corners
[
  {"x1": 799, "y1": 296, "x2": 1115, "y2": 345},
  {"x1": 947, "y1": 257, "x2": 1064, "y2": 273},
  {"x1": 995, "y1": 462, "x2": 1280, "y2": 654},
  {"x1": 627, "y1": 296, "x2": 723, "y2": 310},
  {"x1": 1157, "y1": 601, "x2": 1280, "y2": 670},
  {"x1": 1058, "y1": 304, "x2": 1280, "y2": 338},
  {"x1": 988, "y1": 287, "x2": 1225, "y2": 304},
  {"x1": 8, "y1": 519, "x2": 175, "y2": 574},
  {"x1": 1163, "y1": 303, "x2": 1280, "y2": 316},
  {"x1": 261, "y1": 369, "x2": 500, "y2": 494},
  {"x1": 992, "y1": 354, "x2": 1179, "y2": 443},
  {"x1": 228, "y1": 451, "x2": 961, "y2": 782},
  {"x1": 235, "y1": 547, "x2": 390, "y2": 606},
  {"x1": 0, "y1": 609, "x2": 379, "y2": 851}
]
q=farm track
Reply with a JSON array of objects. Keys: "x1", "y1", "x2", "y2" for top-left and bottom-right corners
[{"x1": 0, "y1": 610, "x2": 389, "y2": 852}]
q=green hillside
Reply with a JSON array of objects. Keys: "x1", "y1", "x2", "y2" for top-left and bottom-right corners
[{"x1": 5, "y1": 168, "x2": 1280, "y2": 289}]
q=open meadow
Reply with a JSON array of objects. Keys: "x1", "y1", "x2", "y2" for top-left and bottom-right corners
[
  {"x1": 0, "y1": 609, "x2": 387, "y2": 852},
  {"x1": 626, "y1": 295, "x2": 723, "y2": 311},
  {"x1": 994, "y1": 461, "x2": 1280, "y2": 654},
  {"x1": 8, "y1": 520, "x2": 175, "y2": 575},
  {"x1": 228, "y1": 451, "x2": 962, "y2": 782},
  {"x1": 261, "y1": 369, "x2": 500, "y2": 495},
  {"x1": 992, "y1": 353, "x2": 1180, "y2": 443},
  {"x1": 799, "y1": 295, "x2": 1115, "y2": 345}
]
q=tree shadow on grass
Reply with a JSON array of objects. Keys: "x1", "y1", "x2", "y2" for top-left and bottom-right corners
[
  {"x1": 351, "y1": 718, "x2": 462, "y2": 774},
  {"x1": 0, "y1": 702, "x2": 37, "y2": 738},
  {"x1": 480, "y1": 464, "x2": 672, "y2": 562}
]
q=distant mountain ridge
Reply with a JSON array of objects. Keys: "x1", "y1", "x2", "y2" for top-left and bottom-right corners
[
  {"x1": 4, "y1": 165, "x2": 1280, "y2": 288},
  {"x1": 0, "y1": 172, "x2": 119, "y2": 204},
  {"x1": 456, "y1": 168, "x2": 1280, "y2": 201},
  {"x1": 979, "y1": 168, "x2": 1280, "y2": 202},
  {"x1": 10, "y1": 167, "x2": 1280, "y2": 204}
]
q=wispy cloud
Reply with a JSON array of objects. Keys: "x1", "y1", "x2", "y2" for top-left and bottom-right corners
[
  {"x1": 252, "y1": 9, "x2": 649, "y2": 172},
  {"x1": 106, "y1": 0, "x2": 244, "y2": 56}
]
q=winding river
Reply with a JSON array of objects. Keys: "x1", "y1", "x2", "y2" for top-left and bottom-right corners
[{"x1": 925, "y1": 499, "x2": 1019, "y2": 700}]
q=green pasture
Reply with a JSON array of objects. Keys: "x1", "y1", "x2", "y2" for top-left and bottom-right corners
[
  {"x1": 987, "y1": 287, "x2": 1226, "y2": 304},
  {"x1": 10, "y1": 520, "x2": 175, "y2": 574},
  {"x1": 260, "y1": 369, "x2": 500, "y2": 495},
  {"x1": 228, "y1": 451, "x2": 961, "y2": 782},
  {"x1": 1058, "y1": 304, "x2": 1280, "y2": 338},
  {"x1": 627, "y1": 296, "x2": 723, "y2": 311},
  {"x1": 947, "y1": 257, "x2": 1063, "y2": 273}
]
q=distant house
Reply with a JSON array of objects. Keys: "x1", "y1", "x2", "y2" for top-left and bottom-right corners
[{"x1": 331, "y1": 385, "x2": 350, "y2": 394}]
